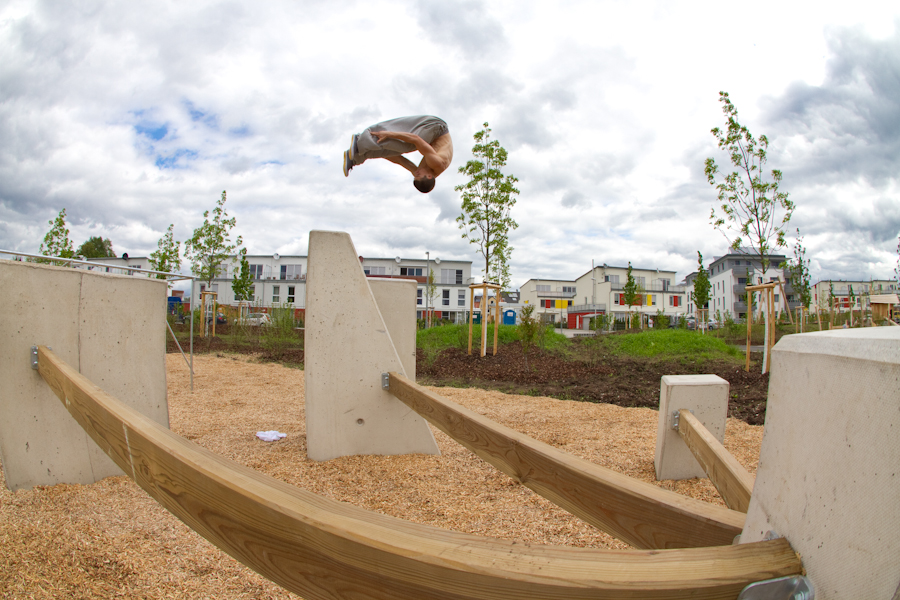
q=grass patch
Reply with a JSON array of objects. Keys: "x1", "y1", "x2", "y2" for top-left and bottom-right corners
[
  {"x1": 600, "y1": 329, "x2": 743, "y2": 362},
  {"x1": 416, "y1": 324, "x2": 521, "y2": 362}
]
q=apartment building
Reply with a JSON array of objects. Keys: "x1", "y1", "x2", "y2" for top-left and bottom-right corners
[
  {"x1": 519, "y1": 264, "x2": 687, "y2": 329},
  {"x1": 682, "y1": 250, "x2": 797, "y2": 321},
  {"x1": 811, "y1": 279, "x2": 898, "y2": 312}
]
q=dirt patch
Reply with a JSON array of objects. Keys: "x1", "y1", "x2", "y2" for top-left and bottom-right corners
[{"x1": 418, "y1": 340, "x2": 770, "y2": 425}]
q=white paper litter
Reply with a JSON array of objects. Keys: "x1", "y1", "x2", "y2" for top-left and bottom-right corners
[{"x1": 256, "y1": 430, "x2": 287, "y2": 442}]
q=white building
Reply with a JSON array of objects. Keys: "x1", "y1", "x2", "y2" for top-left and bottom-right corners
[
  {"x1": 811, "y1": 279, "x2": 898, "y2": 313},
  {"x1": 682, "y1": 250, "x2": 796, "y2": 321},
  {"x1": 519, "y1": 264, "x2": 687, "y2": 329}
]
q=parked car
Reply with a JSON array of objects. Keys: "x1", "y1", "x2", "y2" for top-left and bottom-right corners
[
  {"x1": 707, "y1": 320, "x2": 718, "y2": 330},
  {"x1": 207, "y1": 312, "x2": 227, "y2": 325},
  {"x1": 236, "y1": 312, "x2": 271, "y2": 326}
]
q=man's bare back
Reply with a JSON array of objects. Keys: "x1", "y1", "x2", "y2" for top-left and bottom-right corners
[{"x1": 343, "y1": 116, "x2": 453, "y2": 194}]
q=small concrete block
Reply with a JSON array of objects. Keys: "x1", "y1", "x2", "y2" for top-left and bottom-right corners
[
  {"x1": 742, "y1": 328, "x2": 900, "y2": 600},
  {"x1": 655, "y1": 374, "x2": 729, "y2": 481}
]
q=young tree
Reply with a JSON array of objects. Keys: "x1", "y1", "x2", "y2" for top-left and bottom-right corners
[
  {"x1": 622, "y1": 262, "x2": 640, "y2": 316},
  {"x1": 36, "y1": 208, "x2": 75, "y2": 265},
  {"x1": 184, "y1": 191, "x2": 242, "y2": 290},
  {"x1": 784, "y1": 229, "x2": 812, "y2": 311},
  {"x1": 425, "y1": 268, "x2": 438, "y2": 327},
  {"x1": 705, "y1": 91, "x2": 795, "y2": 273},
  {"x1": 456, "y1": 122, "x2": 519, "y2": 289},
  {"x1": 232, "y1": 248, "x2": 254, "y2": 310},
  {"x1": 690, "y1": 252, "x2": 711, "y2": 328},
  {"x1": 77, "y1": 236, "x2": 115, "y2": 258},
  {"x1": 148, "y1": 224, "x2": 181, "y2": 278}
]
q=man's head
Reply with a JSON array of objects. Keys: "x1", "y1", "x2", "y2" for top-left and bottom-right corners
[
  {"x1": 414, "y1": 177, "x2": 436, "y2": 193},
  {"x1": 413, "y1": 164, "x2": 436, "y2": 193}
]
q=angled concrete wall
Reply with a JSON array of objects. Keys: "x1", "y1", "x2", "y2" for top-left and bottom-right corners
[
  {"x1": 304, "y1": 231, "x2": 439, "y2": 461},
  {"x1": 742, "y1": 328, "x2": 900, "y2": 600},
  {"x1": 0, "y1": 259, "x2": 169, "y2": 491}
]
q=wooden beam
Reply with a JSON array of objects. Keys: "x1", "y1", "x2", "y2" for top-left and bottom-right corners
[
  {"x1": 677, "y1": 410, "x2": 755, "y2": 513},
  {"x1": 388, "y1": 372, "x2": 746, "y2": 549},
  {"x1": 35, "y1": 346, "x2": 802, "y2": 599}
]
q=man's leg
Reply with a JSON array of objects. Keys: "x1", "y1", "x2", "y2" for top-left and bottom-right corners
[{"x1": 349, "y1": 122, "x2": 417, "y2": 166}]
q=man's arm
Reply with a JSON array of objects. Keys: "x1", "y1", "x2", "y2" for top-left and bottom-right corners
[
  {"x1": 372, "y1": 131, "x2": 450, "y2": 174},
  {"x1": 382, "y1": 154, "x2": 418, "y2": 175}
]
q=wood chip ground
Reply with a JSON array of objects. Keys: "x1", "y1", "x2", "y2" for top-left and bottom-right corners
[{"x1": 0, "y1": 354, "x2": 763, "y2": 599}]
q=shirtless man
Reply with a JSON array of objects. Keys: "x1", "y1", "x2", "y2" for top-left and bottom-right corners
[{"x1": 343, "y1": 115, "x2": 453, "y2": 193}]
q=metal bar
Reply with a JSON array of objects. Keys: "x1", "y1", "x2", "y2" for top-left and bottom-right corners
[
  {"x1": 165, "y1": 318, "x2": 194, "y2": 377},
  {"x1": 0, "y1": 249, "x2": 193, "y2": 281}
]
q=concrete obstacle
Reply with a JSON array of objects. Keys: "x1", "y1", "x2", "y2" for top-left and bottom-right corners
[
  {"x1": 304, "y1": 231, "x2": 439, "y2": 461},
  {"x1": 741, "y1": 328, "x2": 900, "y2": 599},
  {"x1": 0, "y1": 259, "x2": 169, "y2": 490}
]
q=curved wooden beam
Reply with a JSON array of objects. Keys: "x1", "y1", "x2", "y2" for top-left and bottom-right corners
[
  {"x1": 388, "y1": 372, "x2": 744, "y2": 549},
  {"x1": 36, "y1": 347, "x2": 801, "y2": 599}
]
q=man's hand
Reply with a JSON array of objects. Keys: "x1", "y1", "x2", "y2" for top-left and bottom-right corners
[{"x1": 372, "y1": 131, "x2": 398, "y2": 143}]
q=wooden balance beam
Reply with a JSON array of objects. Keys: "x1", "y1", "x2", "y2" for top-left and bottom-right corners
[{"x1": 36, "y1": 346, "x2": 801, "y2": 599}]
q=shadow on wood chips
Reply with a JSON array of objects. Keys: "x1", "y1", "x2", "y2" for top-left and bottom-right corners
[{"x1": 169, "y1": 337, "x2": 769, "y2": 426}]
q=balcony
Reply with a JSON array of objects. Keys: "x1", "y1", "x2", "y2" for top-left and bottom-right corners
[
  {"x1": 536, "y1": 290, "x2": 577, "y2": 298},
  {"x1": 569, "y1": 304, "x2": 607, "y2": 314}
]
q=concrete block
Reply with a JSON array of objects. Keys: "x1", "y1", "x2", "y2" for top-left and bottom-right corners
[
  {"x1": 0, "y1": 260, "x2": 169, "y2": 490},
  {"x1": 304, "y1": 231, "x2": 439, "y2": 461},
  {"x1": 741, "y1": 328, "x2": 900, "y2": 600},
  {"x1": 655, "y1": 374, "x2": 729, "y2": 481}
]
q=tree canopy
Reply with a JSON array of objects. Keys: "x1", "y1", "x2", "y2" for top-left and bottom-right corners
[
  {"x1": 705, "y1": 91, "x2": 794, "y2": 273},
  {"x1": 77, "y1": 236, "x2": 115, "y2": 258},
  {"x1": 231, "y1": 247, "x2": 253, "y2": 303},
  {"x1": 690, "y1": 252, "x2": 711, "y2": 314},
  {"x1": 184, "y1": 191, "x2": 242, "y2": 289},
  {"x1": 148, "y1": 224, "x2": 181, "y2": 278},
  {"x1": 36, "y1": 209, "x2": 75, "y2": 265},
  {"x1": 455, "y1": 123, "x2": 519, "y2": 291}
]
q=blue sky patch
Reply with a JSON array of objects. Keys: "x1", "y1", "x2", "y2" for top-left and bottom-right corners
[
  {"x1": 135, "y1": 122, "x2": 168, "y2": 141},
  {"x1": 155, "y1": 149, "x2": 198, "y2": 169}
]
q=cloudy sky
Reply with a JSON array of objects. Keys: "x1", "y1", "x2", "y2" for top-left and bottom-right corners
[{"x1": 2, "y1": 0, "x2": 898, "y2": 291}]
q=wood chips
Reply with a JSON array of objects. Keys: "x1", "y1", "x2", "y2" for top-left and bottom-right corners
[{"x1": 1, "y1": 353, "x2": 763, "y2": 599}]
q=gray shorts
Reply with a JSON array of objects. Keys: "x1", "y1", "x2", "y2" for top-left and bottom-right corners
[{"x1": 352, "y1": 115, "x2": 448, "y2": 165}]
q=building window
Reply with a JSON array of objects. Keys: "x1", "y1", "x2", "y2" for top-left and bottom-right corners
[
  {"x1": 287, "y1": 286, "x2": 295, "y2": 303},
  {"x1": 400, "y1": 267, "x2": 423, "y2": 277},
  {"x1": 636, "y1": 276, "x2": 646, "y2": 286},
  {"x1": 536, "y1": 284, "x2": 551, "y2": 292},
  {"x1": 281, "y1": 264, "x2": 303, "y2": 280},
  {"x1": 659, "y1": 278, "x2": 670, "y2": 290},
  {"x1": 567, "y1": 300, "x2": 573, "y2": 307},
  {"x1": 669, "y1": 296, "x2": 681, "y2": 307},
  {"x1": 364, "y1": 266, "x2": 386, "y2": 275},
  {"x1": 544, "y1": 299, "x2": 553, "y2": 308},
  {"x1": 562, "y1": 286, "x2": 576, "y2": 294},
  {"x1": 458, "y1": 290, "x2": 465, "y2": 306},
  {"x1": 272, "y1": 286, "x2": 280, "y2": 303},
  {"x1": 456, "y1": 269, "x2": 463, "y2": 284},
  {"x1": 417, "y1": 288, "x2": 423, "y2": 305},
  {"x1": 442, "y1": 289, "x2": 450, "y2": 306},
  {"x1": 250, "y1": 264, "x2": 264, "y2": 279},
  {"x1": 605, "y1": 275, "x2": 620, "y2": 284}
]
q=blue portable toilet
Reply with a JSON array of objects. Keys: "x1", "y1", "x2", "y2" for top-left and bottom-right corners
[{"x1": 503, "y1": 309, "x2": 516, "y2": 325}]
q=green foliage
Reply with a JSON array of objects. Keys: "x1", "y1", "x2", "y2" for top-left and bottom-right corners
[
  {"x1": 623, "y1": 262, "x2": 639, "y2": 309},
  {"x1": 783, "y1": 228, "x2": 812, "y2": 310},
  {"x1": 629, "y1": 312, "x2": 642, "y2": 330},
  {"x1": 705, "y1": 91, "x2": 794, "y2": 272},
  {"x1": 77, "y1": 236, "x2": 115, "y2": 258},
  {"x1": 149, "y1": 224, "x2": 181, "y2": 278},
  {"x1": 601, "y1": 329, "x2": 742, "y2": 362},
  {"x1": 653, "y1": 310, "x2": 670, "y2": 329},
  {"x1": 518, "y1": 304, "x2": 540, "y2": 351},
  {"x1": 36, "y1": 209, "x2": 75, "y2": 265},
  {"x1": 232, "y1": 248, "x2": 253, "y2": 302},
  {"x1": 590, "y1": 312, "x2": 612, "y2": 332},
  {"x1": 425, "y1": 268, "x2": 438, "y2": 326},
  {"x1": 690, "y1": 251, "x2": 711, "y2": 311},
  {"x1": 184, "y1": 190, "x2": 242, "y2": 288},
  {"x1": 455, "y1": 123, "x2": 519, "y2": 290}
]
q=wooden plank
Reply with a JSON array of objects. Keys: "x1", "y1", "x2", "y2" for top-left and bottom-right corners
[
  {"x1": 34, "y1": 346, "x2": 802, "y2": 599},
  {"x1": 388, "y1": 372, "x2": 747, "y2": 550},
  {"x1": 677, "y1": 410, "x2": 755, "y2": 513}
]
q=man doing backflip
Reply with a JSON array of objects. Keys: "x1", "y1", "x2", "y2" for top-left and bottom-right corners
[{"x1": 343, "y1": 115, "x2": 453, "y2": 193}]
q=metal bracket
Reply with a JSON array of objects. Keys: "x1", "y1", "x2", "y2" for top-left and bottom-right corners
[
  {"x1": 30, "y1": 346, "x2": 51, "y2": 370},
  {"x1": 381, "y1": 372, "x2": 390, "y2": 390},
  {"x1": 671, "y1": 409, "x2": 693, "y2": 430},
  {"x1": 737, "y1": 575, "x2": 814, "y2": 599}
]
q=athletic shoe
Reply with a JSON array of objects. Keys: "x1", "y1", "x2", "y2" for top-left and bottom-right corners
[
  {"x1": 349, "y1": 134, "x2": 359, "y2": 161},
  {"x1": 343, "y1": 150, "x2": 352, "y2": 177}
]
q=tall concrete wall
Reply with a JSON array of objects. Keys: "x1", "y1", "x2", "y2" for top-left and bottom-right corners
[
  {"x1": 0, "y1": 259, "x2": 169, "y2": 490},
  {"x1": 304, "y1": 231, "x2": 439, "y2": 461},
  {"x1": 741, "y1": 328, "x2": 900, "y2": 599}
]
